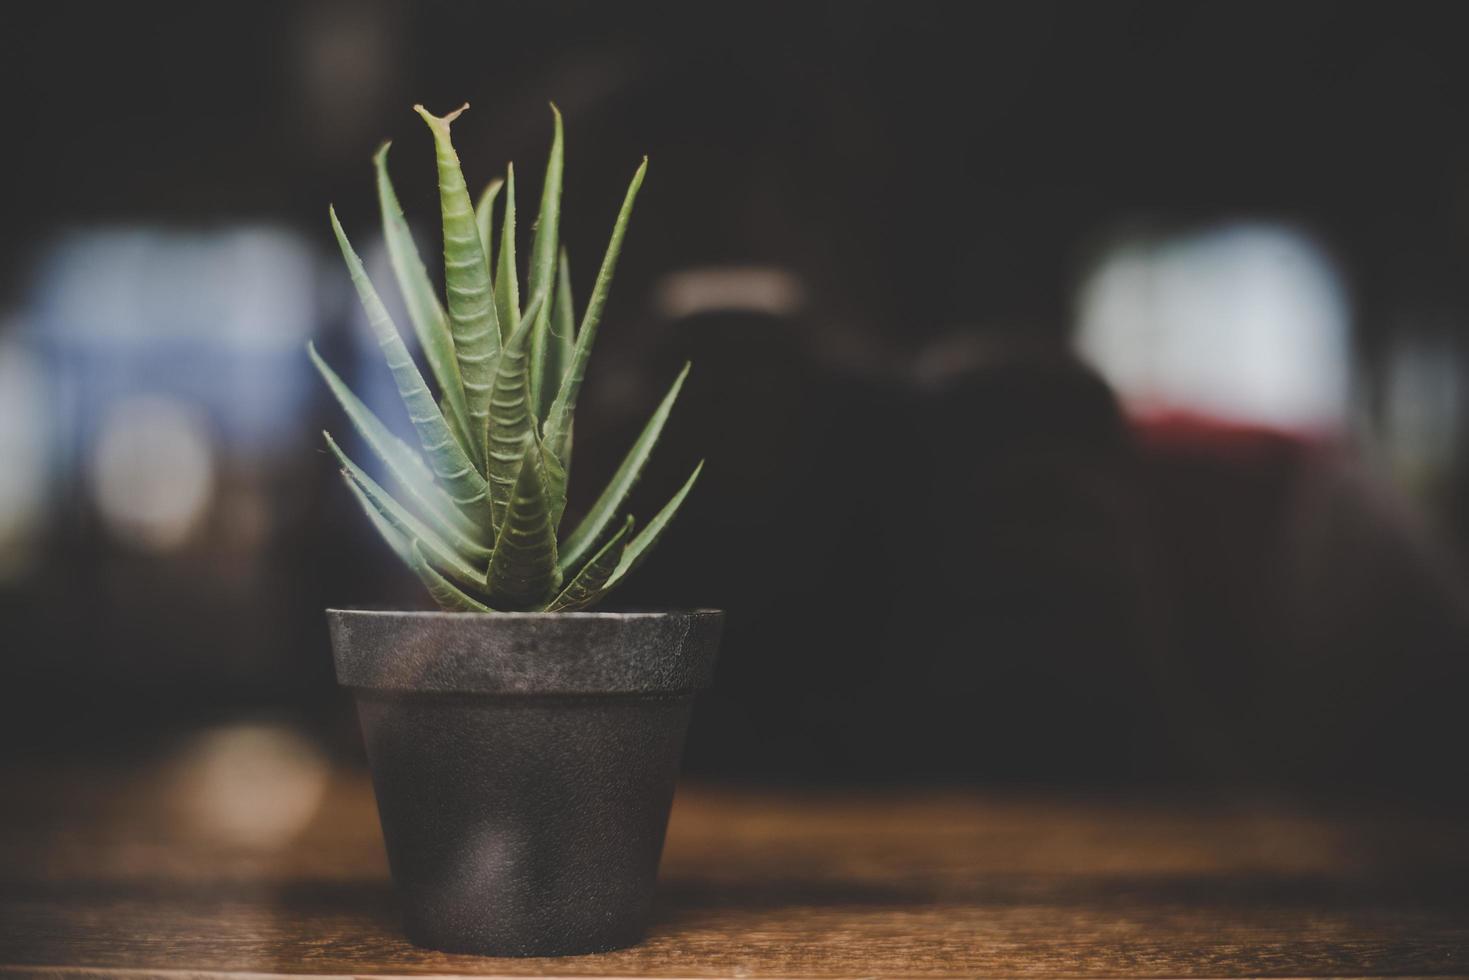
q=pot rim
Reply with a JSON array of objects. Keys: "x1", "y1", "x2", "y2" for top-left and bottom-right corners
[{"x1": 327, "y1": 607, "x2": 724, "y2": 695}]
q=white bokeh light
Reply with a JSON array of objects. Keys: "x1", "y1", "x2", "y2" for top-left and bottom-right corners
[
  {"x1": 1076, "y1": 224, "x2": 1351, "y2": 432},
  {"x1": 91, "y1": 395, "x2": 216, "y2": 551},
  {"x1": 165, "y1": 722, "x2": 329, "y2": 850}
]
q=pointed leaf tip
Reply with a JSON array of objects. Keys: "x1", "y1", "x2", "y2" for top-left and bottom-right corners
[
  {"x1": 540, "y1": 156, "x2": 649, "y2": 485},
  {"x1": 557, "y1": 362, "x2": 689, "y2": 572},
  {"x1": 527, "y1": 106, "x2": 567, "y2": 416},
  {"x1": 602, "y1": 458, "x2": 703, "y2": 589},
  {"x1": 495, "y1": 162, "x2": 521, "y2": 338}
]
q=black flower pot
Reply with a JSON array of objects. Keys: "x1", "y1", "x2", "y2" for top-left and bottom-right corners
[{"x1": 327, "y1": 609, "x2": 723, "y2": 957}]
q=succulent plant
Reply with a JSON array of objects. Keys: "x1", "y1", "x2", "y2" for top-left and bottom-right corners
[{"x1": 311, "y1": 103, "x2": 699, "y2": 612}]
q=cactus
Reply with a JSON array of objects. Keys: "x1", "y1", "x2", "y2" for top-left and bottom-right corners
[{"x1": 312, "y1": 103, "x2": 699, "y2": 612}]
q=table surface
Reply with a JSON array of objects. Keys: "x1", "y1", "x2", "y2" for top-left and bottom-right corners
[{"x1": 2, "y1": 738, "x2": 1468, "y2": 978}]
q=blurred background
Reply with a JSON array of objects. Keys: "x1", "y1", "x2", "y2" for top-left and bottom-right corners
[{"x1": 2, "y1": 0, "x2": 1467, "y2": 800}]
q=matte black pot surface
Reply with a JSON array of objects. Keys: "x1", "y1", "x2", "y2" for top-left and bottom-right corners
[{"x1": 327, "y1": 609, "x2": 723, "y2": 957}]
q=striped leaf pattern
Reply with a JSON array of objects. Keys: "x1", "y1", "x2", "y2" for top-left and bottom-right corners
[
  {"x1": 410, "y1": 541, "x2": 496, "y2": 613},
  {"x1": 415, "y1": 104, "x2": 502, "y2": 466},
  {"x1": 309, "y1": 342, "x2": 486, "y2": 547},
  {"x1": 327, "y1": 433, "x2": 489, "y2": 591},
  {"x1": 343, "y1": 474, "x2": 493, "y2": 611},
  {"x1": 547, "y1": 515, "x2": 632, "y2": 612},
  {"x1": 328, "y1": 207, "x2": 493, "y2": 527},
  {"x1": 341, "y1": 471, "x2": 413, "y2": 565},
  {"x1": 486, "y1": 436, "x2": 561, "y2": 608},
  {"x1": 316, "y1": 106, "x2": 696, "y2": 612},
  {"x1": 373, "y1": 143, "x2": 474, "y2": 468},
  {"x1": 485, "y1": 292, "x2": 547, "y2": 530}
]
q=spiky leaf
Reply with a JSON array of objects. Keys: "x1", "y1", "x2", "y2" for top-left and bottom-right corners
[
  {"x1": 486, "y1": 436, "x2": 561, "y2": 608},
  {"x1": 552, "y1": 247, "x2": 576, "y2": 381},
  {"x1": 485, "y1": 291, "x2": 548, "y2": 529},
  {"x1": 309, "y1": 342, "x2": 487, "y2": 547},
  {"x1": 373, "y1": 143, "x2": 474, "y2": 466},
  {"x1": 542, "y1": 158, "x2": 647, "y2": 474},
  {"x1": 414, "y1": 104, "x2": 502, "y2": 462},
  {"x1": 540, "y1": 249, "x2": 577, "y2": 527},
  {"x1": 494, "y1": 163, "x2": 520, "y2": 339},
  {"x1": 341, "y1": 470, "x2": 413, "y2": 565},
  {"x1": 559, "y1": 362, "x2": 689, "y2": 572},
  {"x1": 528, "y1": 107, "x2": 565, "y2": 419},
  {"x1": 327, "y1": 432, "x2": 490, "y2": 591},
  {"x1": 543, "y1": 429, "x2": 570, "y2": 533},
  {"x1": 547, "y1": 515, "x2": 632, "y2": 612},
  {"x1": 341, "y1": 476, "x2": 493, "y2": 611},
  {"x1": 409, "y1": 540, "x2": 496, "y2": 612},
  {"x1": 602, "y1": 461, "x2": 703, "y2": 591},
  {"x1": 474, "y1": 178, "x2": 503, "y2": 278},
  {"x1": 329, "y1": 207, "x2": 493, "y2": 526},
  {"x1": 441, "y1": 394, "x2": 471, "y2": 460}
]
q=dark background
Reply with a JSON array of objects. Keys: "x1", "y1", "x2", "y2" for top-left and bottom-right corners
[{"x1": 2, "y1": 1, "x2": 1467, "y2": 798}]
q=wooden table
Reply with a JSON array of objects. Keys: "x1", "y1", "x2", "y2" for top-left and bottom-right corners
[{"x1": 3, "y1": 729, "x2": 1468, "y2": 978}]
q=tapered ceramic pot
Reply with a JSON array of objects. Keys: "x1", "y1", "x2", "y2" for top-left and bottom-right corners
[{"x1": 327, "y1": 609, "x2": 723, "y2": 957}]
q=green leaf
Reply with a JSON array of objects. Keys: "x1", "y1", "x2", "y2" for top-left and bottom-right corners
[
  {"x1": 441, "y1": 393, "x2": 471, "y2": 462},
  {"x1": 542, "y1": 158, "x2": 647, "y2": 475},
  {"x1": 373, "y1": 142, "x2": 475, "y2": 469},
  {"x1": 543, "y1": 426, "x2": 570, "y2": 533},
  {"x1": 414, "y1": 104, "x2": 503, "y2": 466},
  {"x1": 602, "y1": 461, "x2": 703, "y2": 591},
  {"x1": 494, "y1": 163, "x2": 520, "y2": 341},
  {"x1": 486, "y1": 435, "x2": 561, "y2": 609},
  {"x1": 340, "y1": 469, "x2": 413, "y2": 565},
  {"x1": 559, "y1": 362, "x2": 689, "y2": 572},
  {"x1": 527, "y1": 105, "x2": 564, "y2": 308},
  {"x1": 329, "y1": 206, "x2": 493, "y2": 527},
  {"x1": 474, "y1": 177, "x2": 503, "y2": 278},
  {"x1": 552, "y1": 246, "x2": 577, "y2": 379},
  {"x1": 342, "y1": 476, "x2": 494, "y2": 611},
  {"x1": 528, "y1": 106, "x2": 565, "y2": 420},
  {"x1": 540, "y1": 250, "x2": 578, "y2": 528},
  {"x1": 327, "y1": 431, "x2": 490, "y2": 591},
  {"x1": 409, "y1": 540, "x2": 496, "y2": 612},
  {"x1": 485, "y1": 290, "x2": 548, "y2": 530},
  {"x1": 309, "y1": 342, "x2": 487, "y2": 547},
  {"x1": 546, "y1": 515, "x2": 632, "y2": 612}
]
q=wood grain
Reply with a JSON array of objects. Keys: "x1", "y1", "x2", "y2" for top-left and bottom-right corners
[{"x1": 2, "y1": 744, "x2": 1467, "y2": 978}]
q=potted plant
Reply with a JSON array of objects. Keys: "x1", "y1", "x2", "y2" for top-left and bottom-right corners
[{"x1": 312, "y1": 103, "x2": 722, "y2": 957}]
